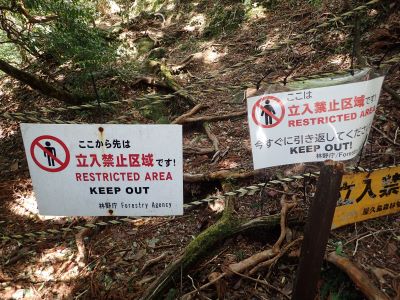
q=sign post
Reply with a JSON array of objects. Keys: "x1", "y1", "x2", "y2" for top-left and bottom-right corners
[{"x1": 292, "y1": 161, "x2": 344, "y2": 300}]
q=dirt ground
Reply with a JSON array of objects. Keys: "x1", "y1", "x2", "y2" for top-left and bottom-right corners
[{"x1": 0, "y1": 1, "x2": 399, "y2": 299}]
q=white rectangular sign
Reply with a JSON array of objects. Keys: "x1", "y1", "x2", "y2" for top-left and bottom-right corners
[
  {"x1": 20, "y1": 124, "x2": 183, "y2": 216},
  {"x1": 247, "y1": 77, "x2": 385, "y2": 169}
]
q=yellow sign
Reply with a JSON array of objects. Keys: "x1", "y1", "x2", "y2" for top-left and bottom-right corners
[{"x1": 332, "y1": 166, "x2": 400, "y2": 229}]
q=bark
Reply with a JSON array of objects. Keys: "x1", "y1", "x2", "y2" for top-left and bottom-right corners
[{"x1": 0, "y1": 59, "x2": 93, "y2": 104}]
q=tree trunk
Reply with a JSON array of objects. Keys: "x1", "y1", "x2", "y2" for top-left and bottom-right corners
[{"x1": 0, "y1": 59, "x2": 93, "y2": 105}]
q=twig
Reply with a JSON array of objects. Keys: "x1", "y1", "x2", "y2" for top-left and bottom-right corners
[
  {"x1": 344, "y1": 228, "x2": 395, "y2": 246},
  {"x1": 187, "y1": 275, "x2": 211, "y2": 300},
  {"x1": 181, "y1": 273, "x2": 226, "y2": 298},
  {"x1": 141, "y1": 252, "x2": 168, "y2": 274},
  {"x1": 230, "y1": 270, "x2": 290, "y2": 299},
  {"x1": 177, "y1": 110, "x2": 247, "y2": 124},
  {"x1": 371, "y1": 126, "x2": 400, "y2": 146}
]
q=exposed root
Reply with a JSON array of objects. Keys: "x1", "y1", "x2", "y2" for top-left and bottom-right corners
[
  {"x1": 228, "y1": 196, "x2": 296, "y2": 274},
  {"x1": 140, "y1": 209, "x2": 285, "y2": 299},
  {"x1": 326, "y1": 252, "x2": 390, "y2": 300}
]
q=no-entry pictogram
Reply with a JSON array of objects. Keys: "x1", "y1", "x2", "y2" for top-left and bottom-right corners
[
  {"x1": 251, "y1": 95, "x2": 285, "y2": 128},
  {"x1": 30, "y1": 135, "x2": 70, "y2": 172}
]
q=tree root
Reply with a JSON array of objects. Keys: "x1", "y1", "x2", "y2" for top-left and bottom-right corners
[
  {"x1": 140, "y1": 208, "x2": 285, "y2": 299},
  {"x1": 326, "y1": 252, "x2": 390, "y2": 300},
  {"x1": 180, "y1": 197, "x2": 299, "y2": 299},
  {"x1": 228, "y1": 196, "x2": 296, "y2": 274}
]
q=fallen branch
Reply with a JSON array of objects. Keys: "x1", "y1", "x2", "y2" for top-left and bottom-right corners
[
  {"x1": 183, "y1": 146, "x2": 215, "y2": 155},
  {"x1": 326, "y1": 252, "x2": 390, "y2": 300},
  {"x1": 172, "y1": 103, "x2": 208, "y2": 124},
  {"x1": 183, "y1": 169, "x2": 262, "y2": 183}
]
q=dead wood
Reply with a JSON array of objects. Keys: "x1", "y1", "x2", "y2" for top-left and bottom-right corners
[
  {"x1": 183, "y1": 169, "x2": 262, "y2": 183},
  {"x1": 172, "y1": 103, "x2": 208, "y2": 124},
  {"x1": 183, "y1": 146, "x2": 215, "y2": 155},
  {"x1": 326, "y1": 252, "x2": 390, "y2": 300},
  {"x1": 177, "y1": 110, "x2": 247, "y2": 124},
  {"x1": 0, "y1": 59, "x2": 92, "y2": 104}
]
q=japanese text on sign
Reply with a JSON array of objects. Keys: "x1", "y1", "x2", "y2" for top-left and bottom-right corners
[
  {"x1": 332, "y1": 166, "x2": 400, "y2": 229},
  {"x1": 247, "y1": 77, "x2": 384, "y2": 169},
  {"x1": 21, "y1": 124, "x2": 183, "y2": 216}
]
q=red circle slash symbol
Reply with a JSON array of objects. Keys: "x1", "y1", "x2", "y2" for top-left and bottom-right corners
[
  {"x1": 30, "y1": 135, "x2": 70, "y2": 172},
  {"x1": 251, "y1": 95, "x2": 285, "y2": 128}
]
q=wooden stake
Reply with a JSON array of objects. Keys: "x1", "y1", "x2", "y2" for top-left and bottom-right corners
[{"x1": 292, "y1": 161, "x2": 344, "y2": 300}]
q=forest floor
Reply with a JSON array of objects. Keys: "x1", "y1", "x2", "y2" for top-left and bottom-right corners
[{"x1": 0, "y1": 1, "x2": 400, "y2": 299}]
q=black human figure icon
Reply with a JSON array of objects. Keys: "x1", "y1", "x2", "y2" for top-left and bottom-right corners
[
  {"x1": 261, "y1": 99, "x2": 276, "y2": 125},
  {"x1": 44, "y1": 141, "x2": 56, "y2": 166}
]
